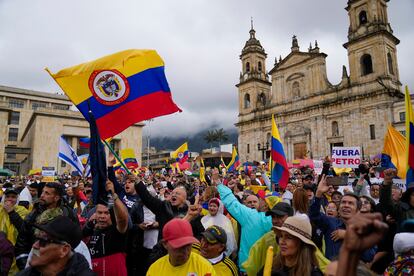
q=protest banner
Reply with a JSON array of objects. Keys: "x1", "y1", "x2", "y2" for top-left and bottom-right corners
[
  {"x1": 331, "y1": 147, "x2": 361, "y2": 168},
  {"x1": 41, "y1": 166, "x2": 55, "y2": 176}
]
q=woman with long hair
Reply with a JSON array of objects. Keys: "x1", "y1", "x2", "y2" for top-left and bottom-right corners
[
  {"x1": 271, "y1": 215, "x2": 323, "y2": 275},
  {"x1": 292, "y1": 188, "x2": 309, "y2": 215}
]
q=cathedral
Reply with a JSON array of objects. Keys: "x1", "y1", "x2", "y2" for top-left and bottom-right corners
[{"x1": 236, "y1": 0, "x2": 408, "y2": 162}]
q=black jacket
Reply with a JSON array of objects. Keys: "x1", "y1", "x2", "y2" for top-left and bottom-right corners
[
  {"x1": 14, "y1": 201, "x2": 79, "y2": 270},
  {"x1": 16, "y1": 252, "x2": 95, "y2": 276},
  {"x1": 134, "y1": 181, "x2": 188, "y2": 240}
]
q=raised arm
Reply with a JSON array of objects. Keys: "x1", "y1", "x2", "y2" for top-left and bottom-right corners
[
  {"x1": 106, "y1": 180, "x2": 128, "y2": 234},
  {"x1": 134, "y1": 181, "x2": 164, "y2": 216},
  {"x1": 309, "y1": 175, "x2": 330, "y2": 231}
]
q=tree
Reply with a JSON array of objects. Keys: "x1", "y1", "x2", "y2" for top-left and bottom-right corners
[
  {"x1": 215, "y1": 128, "x2": 228, "y2": 146},
  {"x1": 204, "y1": 130, "x2": 217, "y2": 149}
]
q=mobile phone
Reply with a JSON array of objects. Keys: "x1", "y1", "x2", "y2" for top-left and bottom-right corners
[{"x1": 326, "y1": 175, "x2": 348, "y2": 186}]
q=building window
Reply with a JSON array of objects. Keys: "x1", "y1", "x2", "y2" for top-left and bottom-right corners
[
  {"x1": 8, "y1": 128, "x2": 18, "y2": 141},
  {"x1": 247, "y1": 143, "x2": 250, "y2": 154},
  {"x1": 400, "y1": 112, "x2": 406, "y2": 122},
  {"x1": 400, "y1": 130, "x2": 406, "y2": 137},
  {"x1": 258, "y1": 93, "x2": 266, "y2": 106},
  {"x1": 61, "y1": 160, "x2": 66, "y2": 167},
  {"x1": 8, "y1": 98, "x2": 24, "y2": 108},
  {"x1": 359, "y1": 10, "x2": 368, "y2": 25},
  {"x1": 258, "y1": 62, "x2": 262, "y2": 72},
  {"x1": 8, "y1": 111, "x2": 20, "y2": 125},
  {"x1": 369, "y1": 124, "x2": 375, "y2": 140},
  {"x1": 52, "y1": 104, "x2": 70, "y2": 110},
  {"x1": 6, "y1": 153, "x2": 16, "y2": 160},
  {"x1": 267, "y1": 133, "x2": 271, "y2": 145},
  {"x1": 244, "y1": 93, "x2": 251, "y2": 108},
  {"x1": 387, "y1": 53, "x2": 394, "y2": 75},
  {"x1": 361, "y1": 54, "x2": 373, "y2": 76},
  {"x1": 292, "y1": 81, "x2": 300, "y2": 97},
  {"x1": 332, "y1": 121, "x2": 339, "y2": 137},
  {"x1": 245, "y1": 62, "x2": 250, "y2": 73},
  {"x1": 31, "y1": 101, "x2": 47, "y2": 110}
]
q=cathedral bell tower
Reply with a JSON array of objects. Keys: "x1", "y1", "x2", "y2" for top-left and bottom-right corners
[
  {"x1": 344, "y1": 0, "x2": 400, "y2": 90},
  {"x1": 236, "y1": 21, "x2": 271, "y2": 116}
]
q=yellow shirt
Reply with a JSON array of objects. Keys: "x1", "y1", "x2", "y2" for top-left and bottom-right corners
[
  {"x1": 212, "y1": 257, "x2": 238, "y2": 276},
  {"x1": 147, "y1": 252, "x2": 216, "y2": 276}
]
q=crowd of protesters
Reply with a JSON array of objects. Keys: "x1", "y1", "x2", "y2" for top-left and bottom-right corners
[{"x1": 0, "y1": 154, "x2": 414, "y2": 275}]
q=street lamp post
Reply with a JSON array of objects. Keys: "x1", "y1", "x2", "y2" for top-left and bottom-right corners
[{"x1": 257, "y1": 142, "x2": 269, "y2": 161}]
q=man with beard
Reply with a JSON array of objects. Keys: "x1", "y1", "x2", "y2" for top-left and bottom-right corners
[
  {"x1": 15, "y1": 182, "x2": 78, "y2": 270},
  {"x1": 310, "y1": 175, "x2": 376, "y2": 262}
]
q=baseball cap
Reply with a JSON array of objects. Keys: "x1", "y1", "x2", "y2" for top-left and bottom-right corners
[
  {"x1": 201, "y1": 225, "x2": 227, "y2": 244},
  {"x1": 33, "y1": 216, "x2": 82, "y2": 249},
  {"x1": 162, "y1": 218, "x2": 199, "y2": 249},
  {"x1": 266, "y1": 202, "x2": 294, "y2": 217}
]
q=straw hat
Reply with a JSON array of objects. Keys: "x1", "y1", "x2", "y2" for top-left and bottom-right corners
[{"x1": 274, "y1": 215, "x2": 316, "y2": 248}]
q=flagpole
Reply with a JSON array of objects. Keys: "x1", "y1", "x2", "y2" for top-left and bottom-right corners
[{"x1": 103, "y1": 140, "x2": 131, "y2": 175}]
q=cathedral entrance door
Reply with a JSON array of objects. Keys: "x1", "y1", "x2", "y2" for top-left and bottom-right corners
[
  {"x1": 330, "y1": 142, "x2": 344, "y2": 152},
  {"x1": 293, "y1": 143, "x2": 307, "y2": 159}
]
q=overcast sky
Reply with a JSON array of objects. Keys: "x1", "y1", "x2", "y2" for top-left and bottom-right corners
[{"x1": 0, "y1": 0, "x2": 412, "y2": 138}]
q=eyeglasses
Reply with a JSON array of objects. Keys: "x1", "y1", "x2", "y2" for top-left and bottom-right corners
[{"x1": 34, "y1": 236, "x2": 67, "y2": 247}]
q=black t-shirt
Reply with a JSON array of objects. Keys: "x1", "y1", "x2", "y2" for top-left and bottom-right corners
[{"x1": 88, "y1": 225, "x2": 126, "y2": 258}]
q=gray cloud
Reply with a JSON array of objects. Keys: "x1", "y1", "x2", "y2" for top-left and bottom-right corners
[{"x1": 0, "y1": 0, "x2": 412, "y2": 138}]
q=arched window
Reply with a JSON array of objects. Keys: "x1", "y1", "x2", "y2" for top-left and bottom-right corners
[
  {"x1": 361, "y1": 54, "x2": 373, "y2": 76},
  {"x1": 258, "y1": 62, "x2": 262, "y2": 72},
  {"x1": 292, "y1": 81, "x2": 300, "y2": 97},
  {"x1": 244, "y1": 93, "x2": 251, "y2": 108},
  {"x1": 246, "y1": 62, "x2": 250, "y2": 73},
  {"x1": 258, "y1": 93, "x2": 266, "y2": 106},
  {"x1": 332, "y1": 121, "x2": 339, "y2": 137},
  {"x1": 387, "y1": 52, "x2": 394, "y2": 75},
  {"x1": 359, "y1": 10, "x2": 368, "y2": 25}
]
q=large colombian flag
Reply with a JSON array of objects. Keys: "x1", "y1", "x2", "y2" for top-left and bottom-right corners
[
  {"x1": 405, "y1": 86, "x2": 414, "y2": 184},
  {"x1": 47, "y1": 50, "x2": 181, "y2": 139},
  {"x1": 226, "y1": 146, "x2": 240, "y2": 172},
  {"x1": 271, "y1": 114, "x2": 289, "y2": 189}
]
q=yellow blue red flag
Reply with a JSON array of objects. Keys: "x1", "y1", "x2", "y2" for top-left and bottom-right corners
[
  {"x1": 405, "y1": 86, "x2": 414, "y2": 184},
  {"x1": 120, "y1": 148, "x2": 139, "y2": 169},
  {"x1": 226, "y1": 146, "x2": 240, "y2": 172},
  {"x1": 271, "y1": 115, "x2": 289, "y2": 189},
  {"x1": 381, "y1": 124, "x2": 407, "y2": 179},
  {"x1": 47, "y1": 50, "x2": 181, "y2": 139},
  {"x1": 171, "y1": 142, "x2": 189, "y2": 164}
]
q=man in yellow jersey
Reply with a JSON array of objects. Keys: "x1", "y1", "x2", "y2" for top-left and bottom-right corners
[
  {"x1": 200, "y1": 225, "x2": 238, "y2": 276},
  {"x1": 146, "y1": 218, "x2": 216, "y2": 276}
]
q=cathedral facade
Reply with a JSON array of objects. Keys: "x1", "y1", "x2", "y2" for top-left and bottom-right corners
[{"x1": 236, "y1": 0, "x2": 408, "y2": 162}]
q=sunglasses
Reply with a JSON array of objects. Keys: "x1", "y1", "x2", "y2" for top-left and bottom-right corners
[{"x1": 34, "y1": 236, "x2": 67, "y2": 247}]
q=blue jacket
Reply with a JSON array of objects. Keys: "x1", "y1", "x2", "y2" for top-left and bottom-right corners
[
  {"x1": 217, "y1": 184, "x2": 272, "y2": 271},
  {"x1": 309, "y1": 196, "x2": 376, "y2": 261}
]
